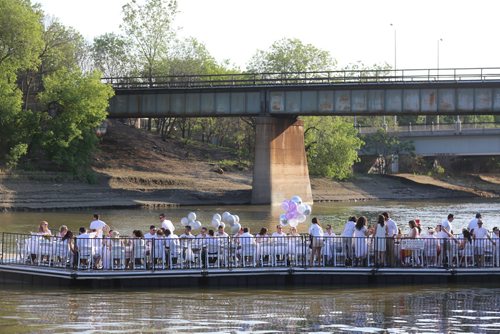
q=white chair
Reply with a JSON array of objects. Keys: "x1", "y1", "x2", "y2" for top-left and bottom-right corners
[
  {"x1": 166, "y1": 238, "x2": 181, "y2": 269},
  {"x1": 240, "y1": 243, "x2": 257, "y2": 267},
  {"x1": 37, "y1": 239, "x2": 53, "y2": 266},
  {"x1": 274, "y1": 241, "x2": 289, "y2": 266},
  {"x1": 152, "y1": 238, "x2": 166, "y2": 269},
  {"x1": 322, "y1": 236, "x2": 335, "y2": 266},
  {"x1": 333, "y1": 238, "x2": 345, "y2": 267},
  {"x1": 132, "y1": 239, "x2": 146, "y2": 270},
  {"x1": 287, "y1": 237, "x2": 305, "y2": 266},
  {"x1": 77, "y1": 246, "x2": 93, "y2": 270},
  {"x1": 206, "y1": 238, "x2": 221, "y2": 268},
  {"x1": 53, "y1": 240, "x2": 70, "y2": 267},
  {"x1": 111, "y1": 244, "x2": 126, "y2": 270}
]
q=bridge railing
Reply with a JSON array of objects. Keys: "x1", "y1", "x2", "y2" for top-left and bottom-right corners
[
  {"x1": 103, "y1": 67, "x2": 500, "y2": 89},
  {"x1": 357, "y1": 122, "x2": 500, "y2": 135}
]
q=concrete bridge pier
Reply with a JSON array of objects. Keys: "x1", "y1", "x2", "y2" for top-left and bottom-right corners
[{"x1": 252, "y1": 116, "x2": 313, "y2": 205}]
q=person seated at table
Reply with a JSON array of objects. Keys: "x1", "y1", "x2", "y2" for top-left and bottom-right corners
[
  {"x1": 37, "y1": 221, "x2": 52, "y2": 236},
  {"x1": 180, "y1": 226, "x2": 196, "y2": 264},
  {"x1": 130, "y1": 229, "x2": 146, "y2": 269},
  {"x1": 57, "y1": 225, "x2": 68, "y2": 238},
  {"x1": 196, "y1": 227, "x2": 209, "y2": 266},
  {"x1": 239, "y1": 227, "x2": 256, "y2": 265},
  {"x1": 272, "y1": 225, "x2": 287, "y2": 240},
  {"x1": 61, "y1": 230, "x2": 77, "y2": 268},
  {"x1": 75, "y1": 227, "x2": 91, "y2": 268},
  {"x1": 165, "y1": 229, "x2": 181, "y2": 266}
]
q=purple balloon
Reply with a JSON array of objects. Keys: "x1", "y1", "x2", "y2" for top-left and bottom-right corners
[
  {"x1": 286, "y1": 211, "x2": 298, "y2": 220},
  {"x1": 288, "y1": 201, "x2": 297, "y2": 213},
  {"x1": 281, "y1": 200, "x2": 289, "y2": 211}
]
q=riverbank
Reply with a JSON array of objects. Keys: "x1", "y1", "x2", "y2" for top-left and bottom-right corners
[{"x1": 1, "y1": 121, "x2": 499, "y2": 211}]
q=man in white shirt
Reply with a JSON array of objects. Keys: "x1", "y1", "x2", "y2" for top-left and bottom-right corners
[
  {"x1": 75, "y1": 227, "x2": 92, "y2": 268},
  {"x1": 341, "y1": 216, "x2": 357, "y2": 264},
  {"x1": 441, "y1": 214, "x2": 454, "y2": 235},
  {"x1": 159, "y1": 213, "x2": 175, "y2": 233},
  {"x1": 473, "y1": 219, "x2": 495, "y2": 267},
  {"x1": 89, "y1": 214, "x2": 108, "y2": 238},
  {"x1": 144, "y1": 225, "x2": 157, "y2": 240},
  {"x1": 468, "y1": 213, "x2": 481, "y2": 232},
  {"x1": 383, "y1": 212, "x2": 398, "y2": 267},
  {"x1": 272, "y1": 225, "x2": 287, "y2": 238},
  {"x1": 239, "y1": 227, "x2": 256, "y2": 266}
]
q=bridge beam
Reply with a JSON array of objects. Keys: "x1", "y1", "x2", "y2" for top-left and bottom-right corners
[{"x1": 252, "y1": 116, "x2": 313, "y2": 205}]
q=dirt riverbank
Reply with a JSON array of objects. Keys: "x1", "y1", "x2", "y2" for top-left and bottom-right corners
[{"x1": 1, "y1": 121, "x2": 498, "y2": 211}]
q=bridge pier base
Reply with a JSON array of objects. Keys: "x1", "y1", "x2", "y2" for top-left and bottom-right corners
[{"x1": 252, "y1": 116, "x2": 313, "y2": 205}]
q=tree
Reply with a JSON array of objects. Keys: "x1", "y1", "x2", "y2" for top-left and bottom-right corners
[
  {"x1": 304, "y1": 116, "x2": 363, "y2": 179},
  {"x1": 247, "y1": 38, "x2": 336, "y2": 73},
  {"x1": 37, "y1": 68, "x2": 114, "y2": 176},
  {"x1": 121, "y1": 0, "x2": 178, "y2": 81},
  {"x1": 0, "y1": 0, "x2": 44, "y2": 167},
  {"x1": 92, "y1": 33, "x2": 131, "y2": 78}
]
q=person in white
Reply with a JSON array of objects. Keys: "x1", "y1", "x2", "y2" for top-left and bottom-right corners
[
  {"x1": 89, "y1": 214, "x2": 108, "y2": 238},
  {"x1": 374, "y1": 215, "x2": 388, "y2": 267},
  {"x1": 272, "y1": 225, "x2": 287, "y2": 238},
  {"x1": 144, "y1": 225, "x2": 157, "y2": 240},
  {"x1": 322, "y1": 224, "x2": 336, "y2": 266},
  {"x1": 341, "y1": 216, "x2": 357, "y2": 264},
  {"x1": 179, "y1": 226, "x2": 196, "y2": 265},
  {"x1": 383, "y1": 212, "x2": 398, "y2": 267},
  {"x1": 468, "y1": 213, "x2": 482, "y2": 232},
  {"x1": 435, "y1": 223, "x2": 453, "y2": 266},
  {"x1": 423, "y1": 227, "x2": 439, "y2": 267},
  {"x1": 441, "y1": 214, "x2": 454, "y2": 235},
  {"x1": 492, "y1": 227, "x2": 500, "y2": 267},
  {"x1": 159, "y1": 213, "x2": 175, "y2": 233},
  {"x1": 309, "y1": 217, "x2": 324, "y2": 266},
  {"x1": 75, "y1": 227, "x2": 92, "y2": 268},
  {"x1": 473, "y1": 219, "x2": 495, "y2": 267},
  {"x1": 239, "y1": 227, "x2": 256, "y2": 266}
]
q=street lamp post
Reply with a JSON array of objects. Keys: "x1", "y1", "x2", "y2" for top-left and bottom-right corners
[{"x1": 437, "y1": 38, "x2": 443, "y2": 127}]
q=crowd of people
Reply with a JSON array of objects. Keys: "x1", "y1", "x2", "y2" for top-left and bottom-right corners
[{"x1": 29, "y1": 211, "x2": 499, "y2": 270}]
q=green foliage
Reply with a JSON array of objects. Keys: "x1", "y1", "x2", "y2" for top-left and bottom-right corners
[
  {"x1": 0, "y1": 0, "x2": 44, "y2": 73},
  {"x1": 92, "y1": 33, "x2": 131, "y2": 77},
  {"x1": 247, "y1": 38, "x2": 336, "y2": 73},
  {"x1": 304, "y1": 116, "x2": 364, "y2": 180},
  {"x1": 121, "y1": 0, "x2": 178, "y2": 78},
  {"x1": 361, "y1": 129, "x2": 414, "y2": 158},
  {"x1": 37, "y1": 68, "x2": 114, "y2": 175}
]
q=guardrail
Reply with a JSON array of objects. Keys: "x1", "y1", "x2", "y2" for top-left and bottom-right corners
[
  {"x1": 102, "y1": 67, "x2": 500, "y2": 89},
  {"x1": 357, "y1": 122, "x2": 500, "y2": 135},
  {"x1": 1, "y1": 233, "x2": 498, "y2": 270}
]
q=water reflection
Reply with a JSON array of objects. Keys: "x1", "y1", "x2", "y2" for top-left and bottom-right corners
[{"x1": 0, "y1": 286, "x2": 499, "y2": 333}]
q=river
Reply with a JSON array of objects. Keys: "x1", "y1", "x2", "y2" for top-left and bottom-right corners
[{"x1": 1, "y1": 199, "x2": 500, "y2": 333}]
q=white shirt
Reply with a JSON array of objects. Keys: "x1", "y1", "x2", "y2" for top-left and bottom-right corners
[
  {"x1": 309, "y1": 224, "x2": 324, "y2": 237},
  {"x1": 161, "y1": 219, "x2": 175, "y2": 232},
  {"x1": 272, "y1": 231, "x2": 287, "y2": 238},
  {"x1": 144, "y1": 232, "x2": 156, "y2": 240},
  {"x1": 474, "y1": 227, "x2": 488, "y2": 239},
  {"x1": 89, "y1": 219, "x2": 107, "y2": 238},
  {"x1": 341, "y1": 220, "x2": 356, "y2": 237},
  {"x1": 468, "y1": 218, "x2": 479, "y2": 232},
  {"x1": 441, "y1": 219, "x2": 453, "y2": 233},
  {"x1": 386, "y1": 218, "x2": 398, "y2": 238},
  {"x1": 240, "y1": 232, "x2": 256, "y2": 245}
]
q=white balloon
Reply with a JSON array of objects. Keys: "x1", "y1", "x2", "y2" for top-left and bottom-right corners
[
  {"x1": 226, "y1": 215, "x2": 235, "y2": 226},
  {"x1": 303, "y1": 204, "x2": 312, "y2": 216},
  {"x1": 218, "y1": 222, "x2": 226, "y2": 229},
  {"x1": 190, "y1": 220, "x2": 201, "y2": 230},
  {"x1": 181, "y1": 217, "x2": 189, "y2": 226},
  {"x1": 211, "y1": 218, "x2": 220, "y2": 228},
  {"x1": 231, "y1": 222, "x2": 241, "y2": 234},
  {"x1": 297, "y1": 204, "x2": 307, "y2": 214},
  {"x1": 296, "y1": 214, "x2": 307, "y2": 223},
  {"x1": 289, "y1": 219, "x2": 299, "y2": 228},
  {"x1": 222, "y1": 212, "x2": 231, "y2": 221},
  {"x1": 291, "y1": 195, "x2": 302, "y2": 204},
  {"x1": 213, "y1": 213, "x2": 222, "y2": 221},
  {"x1": 234, "y1": 215, "x2": 240, "y2": 224},
  {"x1": 188, "y1": 212, "x2": 197, "y2": 221},
  {"x1": 188, "y1": 218, "x2": 195, "y2": 226}
]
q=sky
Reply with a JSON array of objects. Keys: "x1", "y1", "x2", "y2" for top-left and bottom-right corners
[{"x1": 35, "y1": 0, "x2": 500, "y2": 70}]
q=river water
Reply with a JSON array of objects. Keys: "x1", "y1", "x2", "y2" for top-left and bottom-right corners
[{"x1": 1, "y1": 199, "x2": 500, "y2": 333}]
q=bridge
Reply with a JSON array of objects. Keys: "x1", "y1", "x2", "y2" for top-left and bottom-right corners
[
  {"x1": 104, "y1": 68, "x2": 500, "y2": 204},
  {"x1": 359, "y1": 123, "x2": 500, "y2": 156}
]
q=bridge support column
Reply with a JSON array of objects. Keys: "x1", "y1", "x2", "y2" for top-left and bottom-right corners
[{"x1": 252, "y1": 116, "x2": 313, "y2": 205}]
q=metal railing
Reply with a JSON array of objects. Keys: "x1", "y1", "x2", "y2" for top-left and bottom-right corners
[
  {"x1": 357, "y1": 122, "x2": 500, "y2": 135},
  {"x1": 1, "y1": 233, "x2": 498, "y2": 271},
  {"x1": 102, "y1": 67, "x2": 500, "y2": 90}
]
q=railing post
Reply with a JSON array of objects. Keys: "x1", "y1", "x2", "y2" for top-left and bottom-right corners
[{"x1": 1, "y1": 232, "x2": 3, "y2": 264}]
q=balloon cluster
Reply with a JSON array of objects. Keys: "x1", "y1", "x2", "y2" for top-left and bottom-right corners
[
  {"x1": 211, "y1": 212, "x2": 241, "y2": 234},
  {"x1": 279, "y1": 195, "x2": 312, "y2": 228},
  {"x1": 180, "y1": 212, "x2": 202, "y2": 230}
]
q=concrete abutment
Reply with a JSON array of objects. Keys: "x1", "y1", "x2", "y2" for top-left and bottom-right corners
[{"x1": 251, "y1": 116, "x2": 313, "y2": 205}]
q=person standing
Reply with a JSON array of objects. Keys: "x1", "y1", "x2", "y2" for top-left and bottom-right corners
[
  {"x1": 468, "y1": 213, "x2": 481, "y2": 232},
  {"x1": 89, "y1": 214, "x2": 108, "y2": 238},
  {"x1": 383, "y1": 212, "x2": 398, "y2": 267},
  {"x1": 375, "y1": 215, "x2": 388, "y2": 267},
  {"x1": 159, "y1": 213, "x2": 175, "y2": 233},
  {"x1": 309, "y1": 217, "x2": 324, "y2": 267},
  {"x1": 341, "y1": 216, "x2": 357, "y2": 266},
  {"x1": 441, "y1": 214, "x2": 454, "y2": 235}
]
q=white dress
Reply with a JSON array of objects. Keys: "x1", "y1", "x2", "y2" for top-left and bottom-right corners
[
  {"x1": 353, "y1": 227, "x2": 368, "y2": 258},
  {"x1": 375, "y1": 224, "x2": 387, "y2": 252}
]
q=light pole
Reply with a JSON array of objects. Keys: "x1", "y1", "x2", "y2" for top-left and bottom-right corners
[
  {"x1": 437, "y1": 38, "x2": 443, "y2": 126},
  {"x1": 390, "y1": 23, "x2": 397, "y2": 127},
  {"x1": 437, "y1": 38, "x2": 443, "y2": 73}
]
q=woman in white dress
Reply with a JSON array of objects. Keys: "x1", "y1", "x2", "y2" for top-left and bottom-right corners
[
  {"x1": 309, "y1": 217, "x2": 324, "y2": 266},
  {"x1": 459, "y1": 228, "x2": 474, "y2": 267},
  {"x1": 353, "y1": 216, "x2": 369, "y2": 266},
  {"x1": 375, "y1": 215, "x2": 388, "y2": 267}
]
